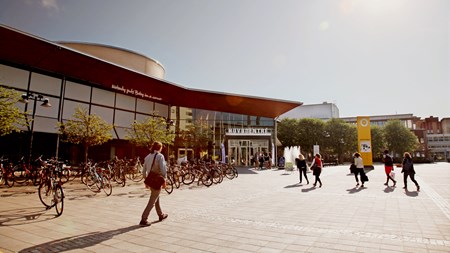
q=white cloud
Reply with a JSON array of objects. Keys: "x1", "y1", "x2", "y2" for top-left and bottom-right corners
[{"x1": 40, "y1": 0, "x2": 59, "y2": 11}]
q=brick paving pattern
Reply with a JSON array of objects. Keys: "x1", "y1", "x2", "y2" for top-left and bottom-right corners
[{"x1": 0, "y1": 163, "x2": 449, "y2": 252}]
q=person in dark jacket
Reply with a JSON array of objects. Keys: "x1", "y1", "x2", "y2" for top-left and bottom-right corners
[
  {"x1": 383, "y1": 150, "x2": 396, "y2": 186},
  {"x1": 295, "y1": 154, "x2": 309, "y2": 184},
  {"x1": 401, "y1": 152, "x2": 420, "y2": 192},
  {"x1": 310, "y1": 153, "x2": 322, "y2": 187}
]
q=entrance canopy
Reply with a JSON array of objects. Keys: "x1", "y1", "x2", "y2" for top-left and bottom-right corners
[{"x1": 0, "y1": 25, "x2": 302, "y2": 119}]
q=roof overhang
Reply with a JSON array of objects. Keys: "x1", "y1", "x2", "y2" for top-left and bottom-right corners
[{"x1": 0, "y1": 24, "x2": 302, "y2": 118}]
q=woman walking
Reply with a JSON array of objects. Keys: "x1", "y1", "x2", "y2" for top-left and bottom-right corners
[
  {"x1": 383, "y1": 150, "x2": 396, "y2": 186},
  {"x1": 353, "y1": 152, "x2": 366, "y2": 187},
  {"x1": 139, "y1": 141, "x2": 169, "y2": 226},
  {"x1": 295, "y1": 154, "x2": 309, "y2": 184},
  {"x1": 401, "y1": 152, "x2": 420, "y2": 191},
  {"x1": 310, "y1": 153, "x2": 322, "y2": 187}
]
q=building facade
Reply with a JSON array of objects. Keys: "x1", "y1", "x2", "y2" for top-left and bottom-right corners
[
  {"x1": 0, "y1": 25, "x2": 301, "y2": 164},
  {"x1": 279, "y1": 102, "x2": 339, "y2": 120}
]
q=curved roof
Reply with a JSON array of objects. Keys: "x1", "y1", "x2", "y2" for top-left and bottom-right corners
[{"x1": 0, "y1": 24, "x2": 302, "y2": 118}]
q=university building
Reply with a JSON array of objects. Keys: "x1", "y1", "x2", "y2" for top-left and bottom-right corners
[{"x1": 0, "y1": 25, "x2": 301, "y2": 164}]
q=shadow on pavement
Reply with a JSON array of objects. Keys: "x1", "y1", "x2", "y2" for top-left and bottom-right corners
[
  {"x1": 404, "y1": 189, "x2": 419, "y2": 197},
  {"x1": 346, "y1": 187, "x2": 364, "y2": 194},
  {"x1": 383, "y1": 186, "x2": 396, "y2": 193},
  {"x1": 0, "y1": 207, "x2": 57, "y2": 226},
  {"x1": 284, "y1": 183, "x2": 302, "y2": 188},
  {"x1": 235, "y1": 168, "x2": 258, "y2": 174},
  {"x1": 301, "y1": 186, "x2": 316, "y2": 192},
  {"x1": 18, "y1": 225, "x2": 143, "y2": 253}
]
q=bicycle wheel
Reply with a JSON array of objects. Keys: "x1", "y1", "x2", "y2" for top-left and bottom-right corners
[
  {"x1": 224, "y1": 167, "x2": 236, "y2": 179},
  {"x1": 38, "y1": 180, "x2": 53, "y2": 208},
  {"x1": 201, "y1": 173, "x2": 213, "y2": 187},
  {"x1": 102, "y1": 176, "x2": 113, "y2": 196},
  {"x1": 54, "y1": 184, "x2": 64, "y2": 216},
  {"x1": 13, "y1": 166, "x2": 28, "y2": 184},
  {"x1": 182, "y1": 172, "x2": 195, "y2": 185},
  {"x1": 85, "y1": 174, "x2": 101, "y2": 192},
  {"x1": 212, "y1": 169, "x2": 222, "y2": 184},
  {"x1": 5, "y1": 171, "x2": 14, "y2": 187},
  {"x1": 59, "y1": 167, "x2": 70, "y2": 184},
  {"x1": 164, "y1": 177, "x2": 173, "y2": 194}
]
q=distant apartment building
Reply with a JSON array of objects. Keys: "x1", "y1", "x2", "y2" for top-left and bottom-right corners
[
  {"x1": 279, "y1": 102, "x2": 339, "y2": 120},
  {"x1": 417, "y1": 117, "x2": 450, "y2": 161},
  {"x1": 341, "y1": 114, "x2": 449, "y2": 161}
]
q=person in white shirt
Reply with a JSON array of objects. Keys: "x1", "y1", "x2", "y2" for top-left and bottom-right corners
[{"x1": 353, "y1": 152, "x2": 366, "y2": 187}]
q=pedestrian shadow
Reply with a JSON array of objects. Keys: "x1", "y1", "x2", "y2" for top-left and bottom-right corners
[
  {"x1": 346, "y1": 187, "x2": 364, "y2": 194},
  {"x1": 383, "y1": 186, "x2": 395, "y2": 193},
  {"x1": 301, "y1": 186, "x2": 316, "y2": 192},
  {"x1": 0, "y1": 207, "x2": 57, "y2": 226},
  {"x1": 284, "y1": 183, "x2": 302, "y2": 188},
  {"x1": 404, "y1": 189, "x2": 419, "y2": 197},
  {"x1": 18, "y1": 225, "x2": 143, "y2": 253}
]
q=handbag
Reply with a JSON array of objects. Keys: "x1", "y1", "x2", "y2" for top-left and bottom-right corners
[
  {"x1": 312, "y1": 165, "x2": 321, "y2": 176},
  {"x1": 144, "y1": 153, "x2": 166, "y2": 190},
  {"x1": 389, "y1": 170, "x2": 395, "y2": 179},
  {"x1": 361, "y1": 171, "x2": 369, "y2": 182},
  {"x1": 349, "y1": 164, "x2": 356, "y2": 174}
]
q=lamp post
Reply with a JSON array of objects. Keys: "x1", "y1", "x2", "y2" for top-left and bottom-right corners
[
  {"x1": 21, "y1": 93, "x2": 51, "y2": 163},
  {"x1": 166, "y1": 119, "x2": 174, "y2": 164}
]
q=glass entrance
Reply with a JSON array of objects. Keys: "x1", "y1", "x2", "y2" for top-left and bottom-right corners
[{"x1": 228, "y1": 139, "x2": 269, "y2": 166}]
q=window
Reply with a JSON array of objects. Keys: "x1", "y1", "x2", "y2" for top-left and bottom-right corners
[
  {"x1": 136, "y1": 98, "x2": 153, "y2": 114},
  {"x1": 154, "y1": 103, "x2": 168, "y2": 118},
  {"x1": 92, "y1": 88, "x2": 115, "y2": 107},
  {"x1": 115, "y1": 110, "x2": 135, "y2": 127},
  {"x1": 91, "y1": 105, "x2": 114, "y2": 124},
  {"x1": 0, "y1": 64, "x2": 29, "y2": 90},
  {"x1": 62, "y1": 100, "x2": 89, "y2": 120},
  {"x1": 116, "y1": 93, "x2": 135, "y2": 111},
  {"x1": 30, "y1": 72, "x2": 61, "y2": 96},
  {"x1": 31, "y1": 97, "x2": 60, "y2": 119},
  {"x1": 65, "y1": 81, "x2": 91, "y2": 102}
]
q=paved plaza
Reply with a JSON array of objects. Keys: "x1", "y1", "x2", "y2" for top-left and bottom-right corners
[{"x1": 0, "y1": 163, "x2": 449, "y2": 253}]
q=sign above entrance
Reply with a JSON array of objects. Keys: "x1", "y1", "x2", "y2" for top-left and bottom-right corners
[{"x1": 226, "y1": 128, "x2": 271, "y2": 136}]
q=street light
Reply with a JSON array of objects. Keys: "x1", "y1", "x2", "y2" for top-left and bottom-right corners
[
  {"x1": 166, "y1": 119, "x2": 174, "y2": 164},
  {"x1": 21, "y1": 93, "x2": 51, "y2": 163}
]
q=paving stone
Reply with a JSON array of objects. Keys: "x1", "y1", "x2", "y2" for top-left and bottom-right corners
[{"x1": 0, "y1": 163, "x2": 449, "y2": 252}]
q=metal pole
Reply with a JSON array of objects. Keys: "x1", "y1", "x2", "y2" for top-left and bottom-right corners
[{"x1": 29, "y1": 97, "x2": 37, "y2": 163}]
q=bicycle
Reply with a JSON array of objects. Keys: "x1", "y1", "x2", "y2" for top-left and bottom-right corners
[
  {"x1": 0, "y1": 156, "x2": 14, "y2": 187},
  {"x1": 38, "y1": 166, "x2": 64, "y2": 216},
  {"x1": 81, "y1": 161, "x2": 112, "y2": 196}
]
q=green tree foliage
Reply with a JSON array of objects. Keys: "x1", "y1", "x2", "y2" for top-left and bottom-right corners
[
  {"x1": 383, "y1": 120, "x2": 418, "y2": 156},
  {"x1": 370, "y1": 125, "x2": 385, "y2": 159},
  {"x1": 57, "y1": 106, "x2": 113, "y2": 163},
  {"x1": 323, "y1": 118, "x2": 357, "y2": 163},
  {"x1": 277, "y1": 118, "x2": 299, "y2": 147},
  {"x1": 125, "y1": 116, "x2": 175, "y2": 148},
  {"x1": 296, "y1": 118, "x2": 326, "y2": 154},
  {"x1": 180, "y1": 118, "x2": 212, "y2": 159},
  {"x1": 0, "y1": 86, "x2": 27, "y2": 136},
  {"x1": 278, "y1": 118, "x2": 326, "y2": 155}
]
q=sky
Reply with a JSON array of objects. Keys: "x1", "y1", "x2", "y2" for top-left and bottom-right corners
[{"x1": 1, "y1": 0, "x2": 449, "y2": 119}]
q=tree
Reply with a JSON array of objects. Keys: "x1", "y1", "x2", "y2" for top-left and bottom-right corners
[
  {"x1": 57, "y1": 106, "x2": 113, "y2": 163},
  {"x1": 125, "y1": 116, "x2": 175, "y2": 148},
  {"x1": 181, "y1": 118, "x2": 212, "y2": 159},
  {"x1": 297, "y1": 118, "x2": 326, "y2": 155},
  {"x1": 370, "y1": 125, "x2": 385, "y2": 160},
  {"x1": 277, "y1": 118, "x2": 299, "y2": 147},
  {"x1": 383, "y1": 120, "x2": 418, "y2": 157},
  {"x1": 0, "y1": 86, "x2": 27, "y2": 136},
  {"x1": 323, "y1": 118, "x2": 357, "y2": 163}
]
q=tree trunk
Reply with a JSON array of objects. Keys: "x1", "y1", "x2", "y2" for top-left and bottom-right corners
[{"x1": 84, "y1": 144, "x2": 89, "y2": 164}]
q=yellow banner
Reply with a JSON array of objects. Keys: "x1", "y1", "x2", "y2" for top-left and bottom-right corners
[{"x1": 356, "y1": 116, "x2": 373, "y2": 167}]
